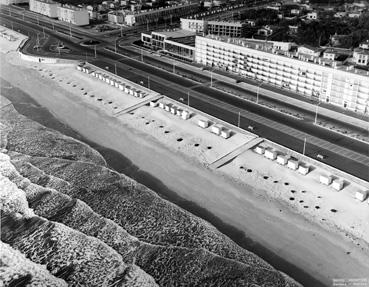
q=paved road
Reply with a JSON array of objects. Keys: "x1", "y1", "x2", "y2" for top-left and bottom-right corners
[
  {"x1": 2, "y1": 11, "x2": 369, "y2": 181},
  {"x1": 91, "y1": 55, "x2": 369, "y2": 181},
  {"x1": 120, "y1": 45, "x2": 368, "y2": 135}
]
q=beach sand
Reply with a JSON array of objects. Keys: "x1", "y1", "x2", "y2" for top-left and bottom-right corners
[{"x1": 1, "y1": 29, "x2": 369, "y2": 286}]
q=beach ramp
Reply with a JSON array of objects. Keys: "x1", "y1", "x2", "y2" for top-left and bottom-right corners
[
  {"x1": 209, "y1": 137, "x2": 264, "y2": 169},
  {"x1": 115, "y1": 94, "x2": 163, "y2": 116}
]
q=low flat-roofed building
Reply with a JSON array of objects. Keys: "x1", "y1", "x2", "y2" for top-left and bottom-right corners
[
  {"x1": 29, "y1": 0, "x2": 60, "y2": 18},
  {"x1": 58, "y1": 5, "x2": 89, "y2": 26},
  {"x1": 141, "y1": 29, "x2": 196, "y2": 61},
  {"x1": 207, "y1": 21, "x2": 245, "y2": 38},
  {"x1": 297, "y1": 45, "x2": 324, "y2": 57},
  {"x1": 323, "y1": 48, "x2": 351, "y2": 61}
]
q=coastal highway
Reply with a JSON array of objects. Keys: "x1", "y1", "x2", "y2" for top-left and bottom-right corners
[
  {"x1": 1, "y1": 11, "x2": 369, "y2": 181},
  {"x1": 91, "y1": 55, "x2": 369, "y2": 181}
]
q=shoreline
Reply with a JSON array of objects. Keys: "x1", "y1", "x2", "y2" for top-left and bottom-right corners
[
  {"x1": 2, "y1": 50, "x2": 369, "y2": 286},
  {"x1": 1, "y1": 77, "x2": 323, "y2": 286}
]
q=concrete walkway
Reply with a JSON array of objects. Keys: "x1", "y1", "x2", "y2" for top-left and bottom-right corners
[
  {"x1": 209, "y1": 138, "x2": 264, "y2": 169},
  {"x1": 115, "y1": 94, "x2": 163, "y2": 116}
]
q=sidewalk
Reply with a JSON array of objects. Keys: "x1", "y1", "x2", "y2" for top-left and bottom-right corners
[{"x1": 131, "y1": 45, "x2": 369, "y2": 130}]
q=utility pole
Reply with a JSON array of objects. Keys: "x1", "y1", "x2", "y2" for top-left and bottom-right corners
[
  {"x1": 237, "y1": 111, "x2": 241, "y2": 127},
  {"x1": 187, "y1": 91, "x2": 190, "y2": 106},
  {"x1": 114, "y1": 63, "x2": 117, "y2": 75},
  {"x1": 37, "y1": 16, "x2": 39, "y2": 25},
  {"x1": 94, "y1": 45, "x2": 97, "y2": 58},
  {"x1": 23, "y1": 12, "x2": 25, "y2": 21},
  {"x1": 120, "y1": 25, "x2": 123, "y2": 37},
  {"x1": 52, "y1": 22, "x2": 54, "y2": 31},
  {"x1": 210, "y1": 70, "x2": 213, "y2": 87},
  {"x1": 36, "y1": 32, "x2": 40, "y2": 50},
  {"x1": 302, "y1": 137, "x2": 307, "y2": 156},
  {"x1": 69, "y1": 23, "x2": 72, "y2": 38},
  {"x1": 43, "y1": 26, "x2": 46, "y2": 38},
  {"x1": 11, "y1": 21, "x2": 13, "y2": 30}
]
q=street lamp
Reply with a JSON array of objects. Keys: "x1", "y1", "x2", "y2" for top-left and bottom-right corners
[
  {"x1": 210, "y1": 69, "x2": 213, "y2": 87},
  {"x1": 256, "y1": 82, "x2": 263, "y2": 104},
  {"x1": 237, "y1": 111, "x2": 241, "y2": 128},
  {"x1": 314, "y1": 103, "x2": 320, "y2": 124},
  {"x1": 302, "y1": 137, "x2": 307, "y2": 155}
]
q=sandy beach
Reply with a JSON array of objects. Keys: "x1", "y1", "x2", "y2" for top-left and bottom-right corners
[{"x1": 1, "y1": 28, "x2": 369, "y2": 286}]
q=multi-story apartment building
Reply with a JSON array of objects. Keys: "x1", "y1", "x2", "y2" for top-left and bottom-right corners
[
  {"x1": 181, "y1": 18, "x2": 246, "y2": 37},
  {"x1": 124, "y1": 3, "x2": 200, "y2": 26},
  {"x1": 207, "y1": 21, "x2": 245, "y2": 37},
  {"x1": 181, "y1": 18, "x2": 206, "y2": 33},
  {"x1": 195, "y1": 35, "x2": 369, "y2": 114},
  {"x1": 57, "y1": 5, "x2": 89, "y2": 26},
  {"x1": 29, "y1": 0, "x2": 60, "y2": 18}
]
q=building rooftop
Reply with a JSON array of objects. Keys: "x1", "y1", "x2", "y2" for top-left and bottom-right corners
[
  {"x1": 299, "y1": 44, "x2": 324, "y2": 53},
  {"x1": 323, "y1": 47, "x2": 352, "y2": 55},
  {"x1": 153, "y1": 29, "x2": 196, "y2": 39},
  {"x1": 126, "y1": 3, "x2": 199, "y2": 16},
  {"x1": 170, "y1": 36, "x2": 195, "y2": 46},
  {"x1": 207, "y1": 20, "x2": 244, "y2": 26},
  {"x1": 33, "y1": 0, "x2": 59, "y2": 4},
  {"x1": 200, "y1": 35, "x2": 369, "y2": 76},
  {"x1": 59, "y1": 4, "x2": 87, "y2": 11},
  {"x1": 354, "y1": 48, "x2": 369, "y2": 55}
]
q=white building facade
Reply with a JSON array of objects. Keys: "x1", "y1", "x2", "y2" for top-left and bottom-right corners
[
  {"x1": 57, "y1": 5, "x2": 89, "y2": 26},
  {"x1": 124, "y1": 3, "x2": 200, "y2": 26},
  {"x1": 29, "y1": 0, "x2": 60, "y2": 18},
  {"x1": 180, "y1": 18, "x2": 245, "y2": 37},
  {"x1": 195, "y1": 36, "x2": 369, "y2": 114}
]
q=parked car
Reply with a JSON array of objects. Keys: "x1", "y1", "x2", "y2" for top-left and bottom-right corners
[{"x1": 317, "y1": 154, "x2": 326, "y2": 160}]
